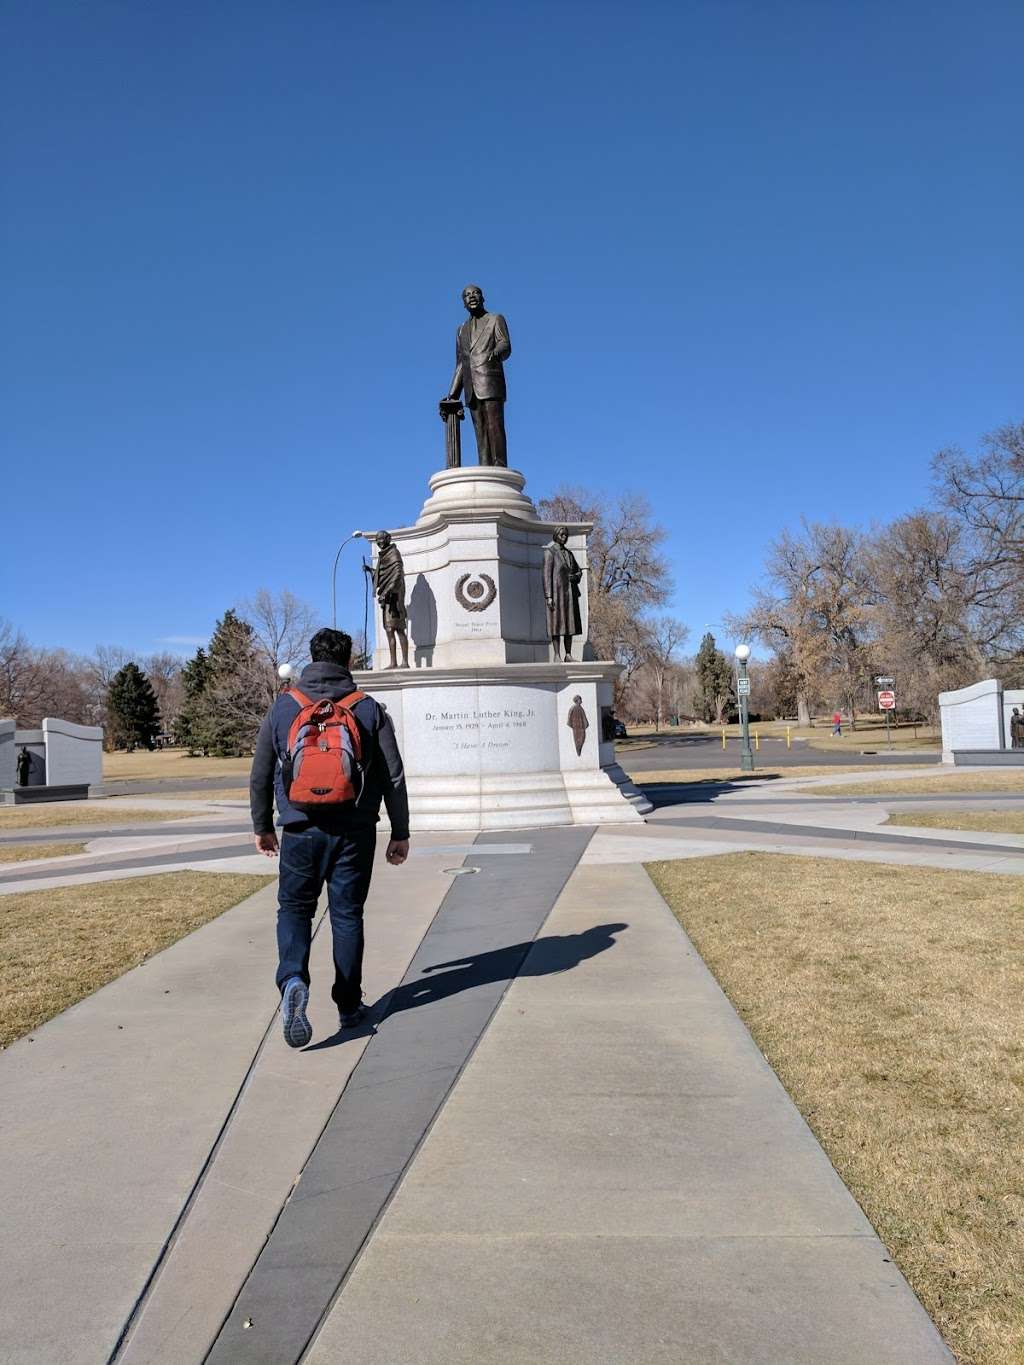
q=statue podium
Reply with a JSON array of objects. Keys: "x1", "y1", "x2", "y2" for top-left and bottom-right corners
[{"x1": 354, "y1": 466, "x2": 651, "y2": 831}]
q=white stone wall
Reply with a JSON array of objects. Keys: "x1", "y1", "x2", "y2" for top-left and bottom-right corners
[
  {"x1": 42, "y1": 717, "x2": 103, "y2": 787},
  {"x1": 0, "y1": 718, "x2": 14, "y2": 789},
  {"x1": 938, "y1": 679, "x2": 1003, "y2": 762}
]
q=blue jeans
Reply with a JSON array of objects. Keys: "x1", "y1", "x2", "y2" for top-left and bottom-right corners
[{"x1": 275, "y1": 825, "x2": 376, "y2": 1012}]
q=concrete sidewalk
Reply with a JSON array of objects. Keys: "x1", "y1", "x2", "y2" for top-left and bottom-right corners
[
  {"x1": 0, "y1": 820, "x2": 956, "y2": 1363},
  {"x1": 304, "y1": 859, "x2": 951, "y2": 1365}
]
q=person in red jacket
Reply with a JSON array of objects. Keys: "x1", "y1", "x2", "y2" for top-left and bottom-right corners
[{"x1": 832, "y1": 711, "x2": 842, "y2": 736}]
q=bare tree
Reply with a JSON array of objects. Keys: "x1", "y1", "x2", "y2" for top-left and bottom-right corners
[
  {"x1": 0, "y1": 619, "x2": 46, "y2": 724},
  {"x1": 538, "y1": 487, "x2": 671, "y2": 663},
  {"x1": 642, "y1": 616, "x2": 690, "y2": 730},
  {"x1": 83, "y1": 644, "x2": 132, "y2": 727},
  {"x1": 734, "y1": 522, "x2": 877, "y2": 727},
  {"x1": 933, "y1": 421, "x2": 1024, "y2": 667},
  {"x1": 238, "y1": 589, "x2": 319, "y2": 706},
  {"x1": 142, "y1": 652, "x2": 185, "y2": 733}
]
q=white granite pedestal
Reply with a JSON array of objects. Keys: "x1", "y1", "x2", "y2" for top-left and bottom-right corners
[
  {"x1": 357, "y1": 467, "x2": 651, "y2": 830},
  {"x1": 354, "y1": 662, "x2": 650, "y2": 831}
]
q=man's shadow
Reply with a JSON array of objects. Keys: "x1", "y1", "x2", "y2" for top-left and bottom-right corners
[{"x1": 305, "y1": 922, "x2": 627, "y2": 1050}]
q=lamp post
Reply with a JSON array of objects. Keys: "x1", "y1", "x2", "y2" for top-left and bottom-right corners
[
  {"x1": 331, "y1": 532, "x2": 364, "y2": 629},
  {"x1": 735, "y1": 644, "x2": 754, "y2": 772}
]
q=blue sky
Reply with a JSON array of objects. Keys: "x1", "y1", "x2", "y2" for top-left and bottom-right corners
[{"x1": 4, "y1": 1, "x2": 1021, "y2": 659}]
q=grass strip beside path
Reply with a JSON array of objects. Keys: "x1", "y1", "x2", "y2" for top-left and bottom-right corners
[
  {"x1": 804, "y1": 772, "x2": 1024, "y2": 798},
  {"x1": 0, "y1": 842, "x2": 86, "y2": 864},
  {"x1": 886, "y1": 810, "x2": 1024, "y2": 837},
  {"x1": 0, "y1": 806, "x2": 191, "y2": 831},
  {"x1": 0, "y1": 871, "x2": 274, "y2": 1049},
  {"x1": 647, "y1": 853, "x2": 1024, "y2": 1365}
]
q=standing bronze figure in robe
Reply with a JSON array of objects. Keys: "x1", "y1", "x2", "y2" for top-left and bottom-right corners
[
  {"x1": 365, "y1": 531, "x2": 409, "y2": 669},
  {"x1": 441, "y1": 284, "x2": 511, "y2": 468},
  {"x1": 543, "y1": 526, "x2": 583, "y2": 662}
]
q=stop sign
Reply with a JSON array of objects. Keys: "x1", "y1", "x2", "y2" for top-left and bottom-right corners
[{"x1": 878, "y1": 690, "x2": 896, "y2": 711}]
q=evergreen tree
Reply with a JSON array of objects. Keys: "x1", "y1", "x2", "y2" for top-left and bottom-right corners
[
  {"x1": 107, "y1": 663, "x2": 161, "y2": 751},
  {"x1": 173, "y1": 647, "x2": 212, "y2": 752},
  {"x1": 193, "y1": 610, "x2": 266, "y2": 756},
  {"x1": 695, "y1": 632, "x2": 734, "y2": 724}
]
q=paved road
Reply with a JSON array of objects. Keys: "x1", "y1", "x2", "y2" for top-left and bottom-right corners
[
  {"x1": 621, "y1": 731, "x2": 942, "y2": 771},
  {"x1": 95, "y1": 774, "x2": 250, "y2": 797}
]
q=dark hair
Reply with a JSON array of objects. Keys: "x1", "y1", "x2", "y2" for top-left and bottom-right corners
[{"x1": 309, "y1": 628, "x2": 353, "y2": 666}]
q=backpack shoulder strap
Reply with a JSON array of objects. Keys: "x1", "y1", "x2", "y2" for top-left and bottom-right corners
[
  {"x1": 337, "y1": 689, "x2": 368, "y2": 709},
  {"x1": 287, "y1": 687, "x2": 314, "y2": 708}
]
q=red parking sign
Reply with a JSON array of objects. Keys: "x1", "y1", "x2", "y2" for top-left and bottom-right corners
[{"x1": 877, "y1": 690, "x2": 896, "y2": 710}]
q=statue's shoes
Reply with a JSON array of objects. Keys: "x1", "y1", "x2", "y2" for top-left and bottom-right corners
[{"x1": 281, "y1": 976, "x2": 312, "y2": 1049}]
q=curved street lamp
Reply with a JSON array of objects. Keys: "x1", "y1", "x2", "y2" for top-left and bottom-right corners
[{"x1": 331, "y1": 532, "x2": 364, "y2": 630}]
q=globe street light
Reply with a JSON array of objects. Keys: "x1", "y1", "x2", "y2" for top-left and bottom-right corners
[{"x1": 734, "y1": 643, "x2": 754, "y2": 772}]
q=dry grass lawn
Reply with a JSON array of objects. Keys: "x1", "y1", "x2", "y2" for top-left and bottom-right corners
[
  {"x1": 806, "y1": 771, "x2": 1024, "y2": 799},
  {"x1": 0, "y1": 871, "x2": 274, "y2": 1049},
  {"x1": 886, "y1": 810, "x2": 1024, "y2": 837},
  {"x1": 626, "y1": 721, "x2": 941, "y2": 752},
  {"x1": 103, "y1": 749, "x2": 252, "y2": 780},
  {"x1": 625, "y1": 764, "x2": 897, "y2": 784},
  {"x1": 0, "y1": 842, "x2": 86, "y2": 863},
  {"x1": 647, "y1": 853, "x2": 1024, "y2": 1365},
  {"x1": 0, "y1": 805, "x2": 188, "y2": 831},
  {"x1": 157, "y1": 788, "x2": 249, "y2": 802}
]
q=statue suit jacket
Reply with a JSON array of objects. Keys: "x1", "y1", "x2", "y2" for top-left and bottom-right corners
[{"x1": 449, "y1": 312, "x2": 511, "y2": 404}]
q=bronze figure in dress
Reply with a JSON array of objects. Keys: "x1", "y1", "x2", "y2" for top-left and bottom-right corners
[{"x1": 543, "y1": 526, "x2": 583, "y2": 662}]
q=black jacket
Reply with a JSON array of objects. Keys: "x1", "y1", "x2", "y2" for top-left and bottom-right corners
[{"x1": 249, "y1": 662, "x2": 409, "y2": 840}]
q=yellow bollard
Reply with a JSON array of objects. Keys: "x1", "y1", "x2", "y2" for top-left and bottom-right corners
[
  {"x1": 754, "y1": 730, "x2": 760, "y2": 751},
  {"x1": 721, "y1": 727, "x2": 726, "y2": 749},
  {"x1": 786, "y1": 726, "x2": 791, "y2": 749}
]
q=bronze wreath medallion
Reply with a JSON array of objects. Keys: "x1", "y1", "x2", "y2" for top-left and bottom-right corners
[{"x1": 455, "y1": 572, "x2": 497, "y2": 612}]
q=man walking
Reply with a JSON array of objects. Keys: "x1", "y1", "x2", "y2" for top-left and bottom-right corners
[{"x1": 250, "y1": 628, "x2": 410, "y2": 1048}]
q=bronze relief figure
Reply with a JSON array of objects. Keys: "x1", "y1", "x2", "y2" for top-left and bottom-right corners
[{"x1": 567, "y1": 695, "x2": 589, "y2": 756}]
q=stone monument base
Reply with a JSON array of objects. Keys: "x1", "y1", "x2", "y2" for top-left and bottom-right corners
[
  {"x1": 1, "y1": 783, "x2": 91, "y2": 806},
  {"x1": 354, "y1": 661, "x2": 651, "y2": 831}
]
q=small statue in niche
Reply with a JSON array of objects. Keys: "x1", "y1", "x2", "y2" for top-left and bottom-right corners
[
  {"x1": 1011, "y1": 706, "x2": 1024, "y2": 749},
  {"x1": 16, "y1": 746, "x2": 31, "y2": 787},
  {"x1": 365, "y1": 530, "x2": 410, "y2": 670},
  {"x1": 567, "y1": 695, "x2": 589, "y2": 756},
  {"x1": 543, "y1": 525, "x2": 583, "y2": 663}
]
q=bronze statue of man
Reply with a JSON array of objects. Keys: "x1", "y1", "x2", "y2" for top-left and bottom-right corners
[
  {"x1": 442, "y1": 284, "x2": 511, "y2": 468},
  {"x1": 366, "y1": 531, "x2": 409, "y2": 669},
  {"x1": 543, "y1": 526, "x2": 583, "y2": 662},
  {"x1": 1012, "y1": 706, "x2": 1024, "y2": 749}
]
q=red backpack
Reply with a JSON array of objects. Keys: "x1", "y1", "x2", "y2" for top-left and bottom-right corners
[{"x1": 282, "y1": 688, "x2": 367, "y2": 810}]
